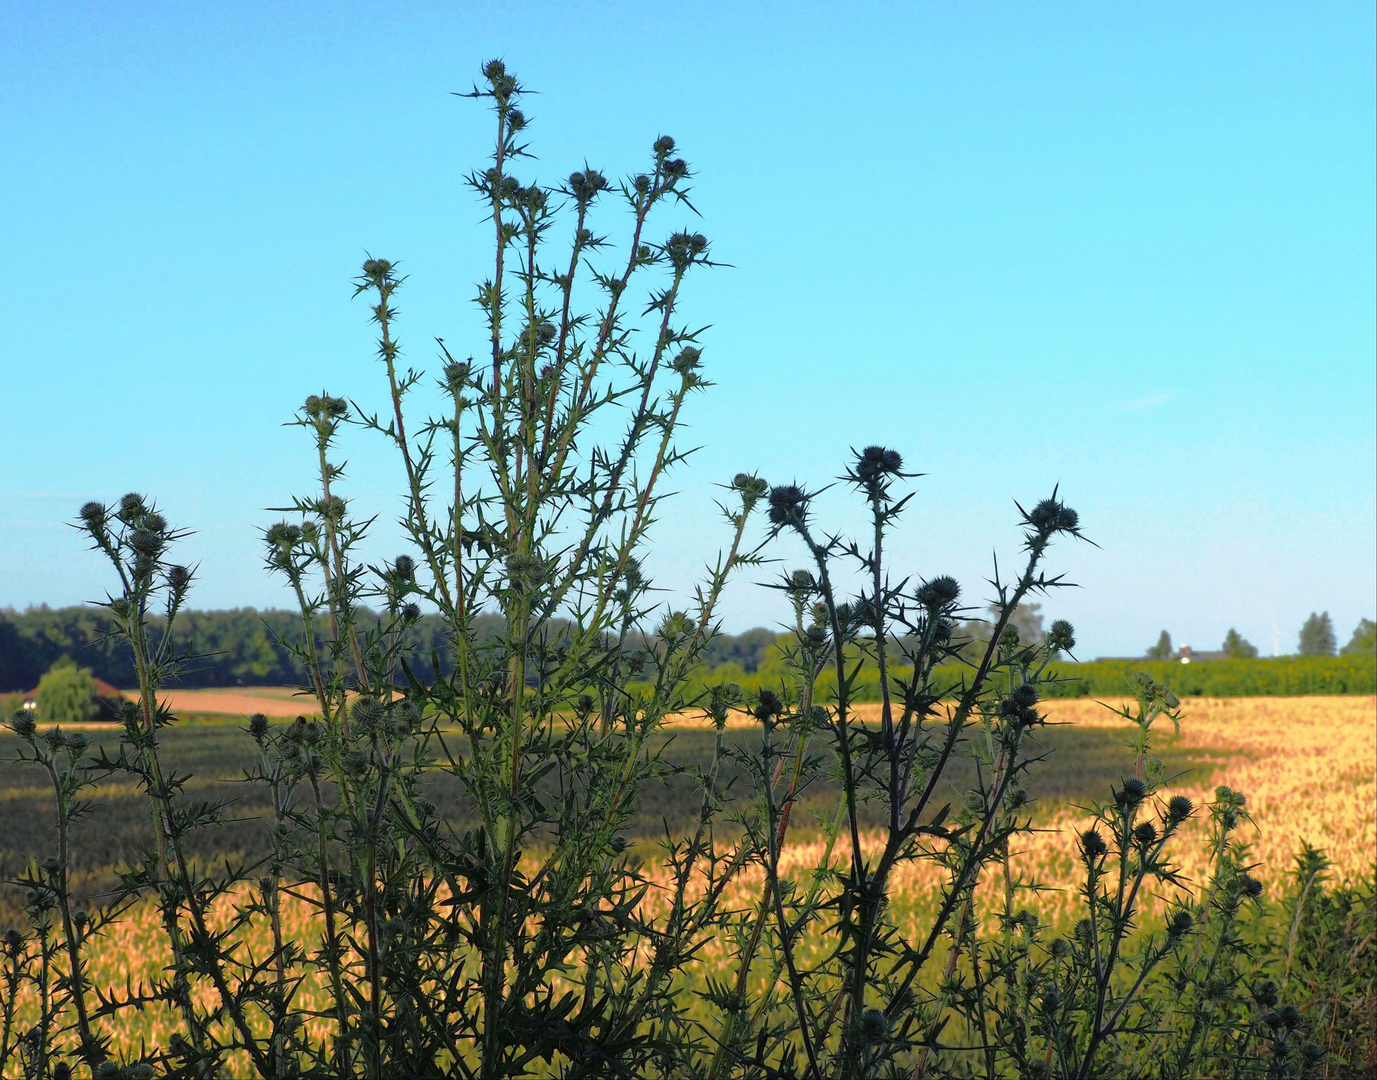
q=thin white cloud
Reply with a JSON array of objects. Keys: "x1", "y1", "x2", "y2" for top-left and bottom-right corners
[{"x1": 1120, "y1": 392, "x2": 1172, "y2": 411}]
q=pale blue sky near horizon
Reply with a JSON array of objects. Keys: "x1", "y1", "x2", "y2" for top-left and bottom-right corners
[{"x1": 2, "y1": 1, "x2": 1373, "y2": 658}]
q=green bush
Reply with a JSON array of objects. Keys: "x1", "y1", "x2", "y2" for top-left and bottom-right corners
[
  {"x1": 33, "y1": 657, "x2": 99, "y2": 723},
  {"x1": 1039, "y1": 655, "x2": 1377, "y2": 698}
]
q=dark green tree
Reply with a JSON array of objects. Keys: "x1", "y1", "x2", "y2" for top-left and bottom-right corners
[
  {"x1": 1340, "y1": 617, "x2": 1376, "y2": 656},
  {"x1": 1146, "y1": 629, "x2": 1173, "y2": 659},
  {"x1": 1221, "y1": 627, "x2": 1258, "y2": 659},
  {"x1": 1298, "y1": 612, "x2": 1337, "y2": 656},
  {"x1": 33, "y1": 656, "x2": 99, "y2": 723}
]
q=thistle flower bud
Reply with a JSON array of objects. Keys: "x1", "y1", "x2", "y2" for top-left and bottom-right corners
[
  {"x1": 576, "y1": 694, "x2": 595, "y2": 716},
  {"x1": 1027, "y1": 497, "x2": 1079, "y2": 536},
  {"x1": 731, "y1": 473, "x2": 768, "y2": 505},
  {"x1": 506, "y1": 108, "x2": 526, "y2": 133},
  {"x1": 1117, "y1": 777, "x2": 1147, "y2": 805},
  {"x1": 1011, "y1": 684, "x2": 1039, "y2": 710},
  {"x1": 72, "y1": 909, "x2": 88, "y2": 930},
  {"x1": 1167, "y1": 795, "x2": 1194, "y2": 822},
  {"x1": 118, "y1": 493, "x2": 146, "y2": 521},
  {"x1": 444, "y1": 358, "x2": 472, "y2": 390},
  {"x1": 766, "y1": 484, "x2": 808, "y2": 527},
  {"x1": 316, "y1": 495, "x2": 347, "y2": 522},
  {"x1": 1048, "y1": 937, "x2": 1071, "y2": 959},
  {"x1": 858, "y1": 1008, "x2": 890, "y2": 1043},
  {"x1": 568, "y1": 169, "x2": 607, "y2": 205},
  {"x1": 402, "y1": 602, "x2": 421, "y2": 622},
  {"x1": 916, "y1": 575, "x2": 960, "y2": 611},
  {"x1": 653, "y1": 135, "x2": 676, "y2": 155},
  {"x1": 392, "y1": 555, "x2": 415, "y2": 582},
  {"x1": 1048, "y1": 619, "x2": 1076, "y2": 652},
  {"x1": 64, "y1": 732, "x2": 88, "y2": 753},
  {"x1": 1167, "y1": 910, "x2": 1194, "y2": 937},
  {"x1": 671, "y1": 346, "x2": 702, "y2": 374},
  {"x1": 1240, "y1": 874, "x2": 1263, "y2": 899},
  {"x1": 1080, "y1": 829, "x2": 1107, "y2": 860},
  {"x1": 249, "y1": 713, "x2": 269, "y2": 740},
  {"x1": 2, "y1": 928, "x2": 22, "y2": 955},
  {"x1": 127, "y1": 529, "x2": 162, "y2": 557},
  {"x1": 9, "y1": 711, "x2": 36, "y2": 740},
  {"x1": 266, "y1": 522, "x2": 301, "y2": 550},
  {"x1": 1278, "y1": 1005, "x2": 1301, "y2": 1029},
  {"x1": 362, "y1": 257, "x2": 394, "y2": 280},
  {"x1": 1133, "y1": 821, "x2": 1158, "y2": 847},
  {"x1": 634, "y1": 174, "x2": 651, "y2": 195},
  {"x1": 351, "y1": 699, "x2": 386, "y2": 730},
  {"x1": 753, "y1": 689, "x2": 784, "y2": 723},
  {"x1": 854, "y1": 445, "x2": 904, "y2": 484},
  {"x1": 167, "y1": 564, "x2": 192, "y2": 596},
  {"x1": 42, "y1": 858, "x2": 61, "y2": 876},
  {"x1": 79, "y1": 501, "x2": 107, "y2": 535},
  {"x1": 506, "y1": 551, "x2": 547, "y2": 593},
  {"x1": 53, "y1": 1064, "x2": 72, "y2": 1080},
  {"x1": 664, "y1": 158, "x2": 688, "y2": 180}
]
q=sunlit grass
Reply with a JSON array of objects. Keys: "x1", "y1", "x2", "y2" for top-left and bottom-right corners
[{"x1": 3, "y1": 695, "x2": 1371, "y2": 1075}]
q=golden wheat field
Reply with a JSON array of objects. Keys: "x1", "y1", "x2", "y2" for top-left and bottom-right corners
[{"x1": 4, "y1": 695, "x2": 1372, "y2": 1073}]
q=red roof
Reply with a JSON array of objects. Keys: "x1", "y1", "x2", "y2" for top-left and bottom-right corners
[{"x1": 22, "y1": 678, "x2": 125, "y2": 702}]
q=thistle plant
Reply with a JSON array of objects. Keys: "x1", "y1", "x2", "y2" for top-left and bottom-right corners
[{"x1": 0, "y1": 58, "x2": 1339, "y2": 1080}]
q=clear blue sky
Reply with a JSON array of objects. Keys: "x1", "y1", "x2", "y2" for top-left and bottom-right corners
[{"x1": 3, "y1": 1, "x2": 1373, "y2": 658}]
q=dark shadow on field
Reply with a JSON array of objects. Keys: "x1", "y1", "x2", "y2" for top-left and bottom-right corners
[{"x1": 0, "y1": 721, "x2": 1226, "y2": 921}]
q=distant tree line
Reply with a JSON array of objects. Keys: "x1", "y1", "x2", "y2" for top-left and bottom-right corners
[
  {"x1": 0, "y1": 606, "x2": 505, "y2": 692},
  {"x1": 1, "y1": 603, "x2": 1055, "y2": 692},
  {"x1": 1144, "y1": 613, "x2": 1374, "y2": 661},
  {"x1": 5, "y1": 604, "x2": 1372, "y2": 694}
]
